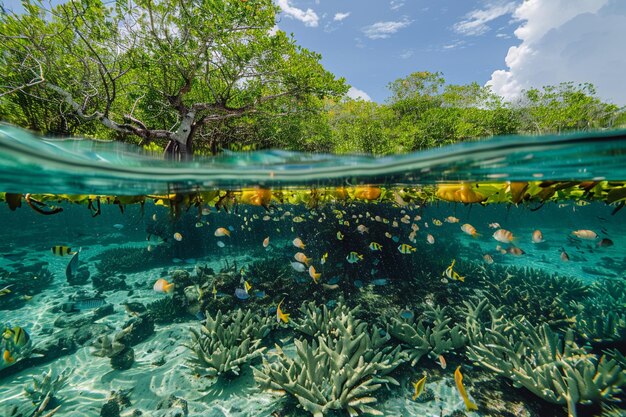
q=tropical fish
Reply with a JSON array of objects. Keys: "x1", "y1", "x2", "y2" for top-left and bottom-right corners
[
  {"x1": 560, "y1": 249, "x2": 570, "y2": 262},
  {"x1": 492, "y1": 229, "x2": 514, "y2": 243},
  {"x1": 321, "y1": 252, "x2": 328, "y2": 265},
  {"x1": 113, "y1": 223, "x2": 124, "y2": 230},
  {"x1": 292, "y1": 216, "x2": 305, "y2": 223},
  {"x1": 153, "y1": 278, "x2": 174, "y2": 293},
  {"x1": 412, "y1": 375, "x2": 427, "y2": 401},
  {"x1": 173, "y1": 232, "x2": 183, "y2": 241},
  {"x1": 0, "y1": 285, "x2": 13, "y2": 296},
  {"x1": 488, "y1": 222, "x2": 500, "y2": 229},
  {"x1": 507, "y1": 246, "x2": 525, "y2": 256},
  {"x1": 461, "y1": 224, "x2": 478, "y2": 237},
  {"x1": 290, "y1": 262, "x2": 306, "y2": 272},
  {"x1": 443, "y1": 260, "x2": 464, "y2": 282},
  {"x1": 444, "y1": 216, "x2": 459, "y2": 223},
  {"x1": 294, "y1": 252, "x2": 311, "y2": 266},
  {"x1": 532, "y1": 230, "x2": 544, "y2": 243},
  {"x1": 244, "y1": 280, "x2": 252, "y2": 293},
  {"x1": 263, "y1": 237, "x2": 270, "y2": 248},
  {"x1": 369, "y1": 242, "x2": 383, "y2": 251},
  {"x1": 235, "y1": 288, "x2": 250, "y2": 300},
  {"x1": 482, "y1": 254, "x2": 494, "y2": 264},
  {"x1": 195, "y1": 222, "x2": 204, "y2": 228},
  {"x1": 309, "y1": 265, "x2": 321, "y2": 283},
  {"x1": 65, "y1": 250, "x2": 80, "y2": 282},
  {"x1": 292, "y1": 237, "x2": 305, "y2": 249},
  {"x1": 357, "y1": 224, "x2": 369, "y2": 234},
  {"x1": 51, "y1": 246, "x2": 75, "y2": 256},
  {"x1": 322, "y1": 283, "x2": 339, "y2": 290},
  {"x1": 216, "y1": 241, "x2": 225, "y2": 248},
  {"x1": 426, "y1": 234, "x2": 435, "y2": 244},
  {"x1": 454, "y1": 366, "x2": 478, "y2": 411},
  {"x1": 3, "y1": 326, "x2": 30, "y2": 348},
  {"x1": 277, "y1": 299, "x2": 290, "y2": 323},
  {"x1": 597, "y1": 238, "x2": 614, "y2": 248},
  {"x1": 572, "y1": 229, "x2": 598, "y2": 240},
  {"x1": 215, "y1": 227, "x2": 231, "y2": 237},
  {"x1": 346, "y1": 252, "x2": 363, "y2": 264},
  {"x1": 397, "y1": 244, "x2": 416, "y2": 254},
  {"x1": 385, "y1": 232, "x2": 392, "y2": 239},
  {"x1": 437, "y1": 354, "x2": 447, "y2": 369},
  {"x1": 432, "y1": 219, "x2": 443, "y2": 226},
  {"x1": 372, "y1": 278, "x2": 389, "y2": 286}
]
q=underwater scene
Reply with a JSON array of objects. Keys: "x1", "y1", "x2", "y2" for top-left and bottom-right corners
[{"x1": 1, "y1": 126, "x2": 626, "y2": 417}]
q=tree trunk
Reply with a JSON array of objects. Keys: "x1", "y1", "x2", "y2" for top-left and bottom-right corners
[{"x1": 164, "y1": 111, "x2": 196, "y2": 160}]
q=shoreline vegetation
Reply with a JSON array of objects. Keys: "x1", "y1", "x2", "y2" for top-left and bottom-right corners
[{"x1": 1, "y1": 0, "x2": 625, "y2": 158}]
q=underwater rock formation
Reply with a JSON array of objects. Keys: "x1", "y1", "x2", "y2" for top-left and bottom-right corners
[
  {"x1": 466, "y1": 310, "x2": 626, "y2": 417},
  {"x1": 93, "y1": 246, "x2": 169, "y2": 274},
  {"x1": 187, "y1": 309, "x2": 272, "y2": 377},
  {"x1": 387, "y1": 304, "x2": 466, "y2": 366},
  {"x1": 0, "y1": 265, "x2": 54, "y2": 310},
  {"x1": 255, "y1": 302, "x2": 406, "y2": 417}
]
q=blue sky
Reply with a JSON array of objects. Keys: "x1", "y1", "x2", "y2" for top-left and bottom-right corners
[{"x1": 275, "y1": 0, "x2": 626, "y2": 105}]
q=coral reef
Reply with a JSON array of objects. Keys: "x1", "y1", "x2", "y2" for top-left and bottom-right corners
[
  {"x1": 187, "y1": 309, "x2": 272, "y2": 377},
  {"x1": 466, "y1": 309, "x2": 626, "y2": 417},
  {"x1": 293, "y1": 300, "x2": 358, "y2": 338},
  {"x1": 0, "y1": 264, "x2": 54, "y2": 310},
  {"x1": 387, "y1": 304, "x2": 466, "y2": 366},
  {"x1": 254, "y1": 302, "x2": 406, "y2": 417},
  {"x1": 93, "y1": 246, "x2": 169, "y2": 274},
  {"x1": 24, "y1": 368, "x2": 72, "y2": 407}
]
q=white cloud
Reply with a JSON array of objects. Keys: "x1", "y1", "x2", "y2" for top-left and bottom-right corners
[
  {"x1": 454, "y1": 1, "x2": 517, "y2": 36},
  {"x1": 334, "y1": 12, "x2": 351, "y2": 21},
  {"x1": 362, "y1": 18, "x2": 412, "y2": 39},
  {"x1": 487, "y1": 0, "x2": 626, "y2": 105},
  {"x1": 390, "y1": 1, "x2": 405, "y2": 11},
  {"x1": 347, "y1": 86, "x2": 372, "y2": 101},
  {"x1": 399, "y1": 49, "x2": 414, "y2": 59},
  {"x1": 276, "y1": 0, "x2": 319, "y2": 27}
]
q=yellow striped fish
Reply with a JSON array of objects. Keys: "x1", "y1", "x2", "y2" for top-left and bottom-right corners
[
  {"x1": 397, "y1": 244, "x2": 416, "y2": 254},
  {"x1": 369, "y1": 242, "x2": 383, "y2": 251},
  {"x1": 51, "y1": 246, "x2": 74, "y2": 256}
]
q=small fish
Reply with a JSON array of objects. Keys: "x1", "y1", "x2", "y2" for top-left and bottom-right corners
[
  {"x1": 202, "y1": 208, "x2": 211, "y2": 215},
  {"x1": 309, "y1": 265, "x2": 321, "y2": 283},
  {"x1": 152, "y1": 213, "x2": 158, "y2": 221},
  {"x1": 488, "y1": 222, "x2": 500, "y2": 229},
  {"x1": 454, "y1": 366, "x2": 478, "y2": 411},
  {"x1": 292, "y1": 216, "x2": 305, "y2": 223},
  {"x1": 212, "y1": 285, "x2": 217, "y2": 300},
  {"x1": 263, "y1": 237, "x2": 270, "y2": 248},
  {"x1": 482, "y1": 254, "x2": 494, "y2": 265},
  {"x1": 385, "y1": 232, "x2": 392, "y2": 239},
  {"x1": 426, "y1": 234, "x2": 435, "y2": 245},
  {"x1": 357, "y1": 224, "x2": 369, "y2": 234},
  {"x1": 294, "y1": 252, "x2": 311, "y2": 266},
  {"x1": 290, "y1": 262, "x2": 306, "y2": 272},
  {"x1": 397, "y1": 244, "x2": 416, "y2": 254},
  {"x1": 432, "y1": 219, "x2": 442, "y2": 226},
  {"x1": 560, "y1": 249, "x2": 570, "y2": 262},
  {"x1": 412, "y1": 375, "x2": 427, "y2": 401},
  {"x1": 153, "y1": 278, "x2": 174, "y2": 293},
  {"x1": 292, "y1": 237, "x2": 305, "y2": 249},
  {"x1": 532, "y1": 230, "x2": 544, "y2": 243},
  {"x1": 51, "y1": 246, "x2": 75, "y2": 256},
  {"x1": 372, "y1": 278, "x2": 389, "y2": 286},
  {"x1": 437, "y1": 354, "x2": 447, "y2": 369},
  {"x1": 369, "y1": 242, "x2": 383, "y2": 251},
  {"x1": 263, "y1": 215, "x2": 271, "y2": 221},
  {"x1": 444, "y1": 216, "x2": 459, "y2": 223},
  {"x1": 244, "y1": 281, "x2": 252, "y2": 293},
  {"x1": 216, "y1": 241, "x2": 225, "y2": 248},
  {"x1": 507, "y1": 246, "x2": 525, "y2": 256},
  {"x1": 321, "y1": 252, "x2": 328, "y2": 265},
  {"x1": 113, "y1": 223, "x2": 124, "y2": 230},
  {"x1": 0, "y1": 285, "x2": 13, "y2": 296},
  {"x1": 346, "y1": 251, "x2": 363, "y2": 264},
  {"x1": 572, "y1": 229, "x2": 598, "y2": 240},
  {"x1": 492, "y1": 229, "x2": 514, "y2": 243},
  {"x1": 399, "y1": 310, "x2": 414, "y2": 320},
  {"x1": 3, "y1": 326, "x2": 29, "y2": 348},
  {"x1": 235, "y1": 288, "x2": 249, "y2": 300},
  {"x1": 597, "y1": 238, "x2": 614, "y2": 248},
  {"x1": 173, "y1": 232, "x2": 183, "y2": 241},
  {"x1": 461, "y1": 224, "x2": 478, "y2": 237},
  {"x1": 322, "y1": 283, "x2": 339, "y2": 290},
  {"x1": 195, "y1": 222, "x2": 204, "y2": 228},
  {"x1": 443, "y1": 259, "x2": 464, "y2": 282},
  {"x1": 277, "y1": 299, "x2": 290, "y2": 323},
  {"x1": 215, "y1": 227, "x2": 231, "y2": 237}
]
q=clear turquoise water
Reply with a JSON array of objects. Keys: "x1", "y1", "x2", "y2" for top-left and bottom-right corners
[{"x1": 0, "y1": 125, "x2": 625, "y2": 417}]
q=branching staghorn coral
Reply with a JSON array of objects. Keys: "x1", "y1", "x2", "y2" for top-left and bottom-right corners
[
  {"x1": 466, "y1": 312, "x2": 626, "y2": 417},
  {"x1": 24, "y1": 368, "x2": 72, "y2": 406},
  {"x1": 255, "y1": 302, "x2": 405, "y2": 417},
  {"x1": 387, "y1": 304, "x2": 466, "y2": 366},
  {"x1": 293, "y1": 300, "x2": 359, "y2": 338},
  {"x1": 571, "y1": 279, "x2": 626, "y2": 344},
  {"x1": 187, "y1": 309, "x2": 272, "y2": 377}
]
